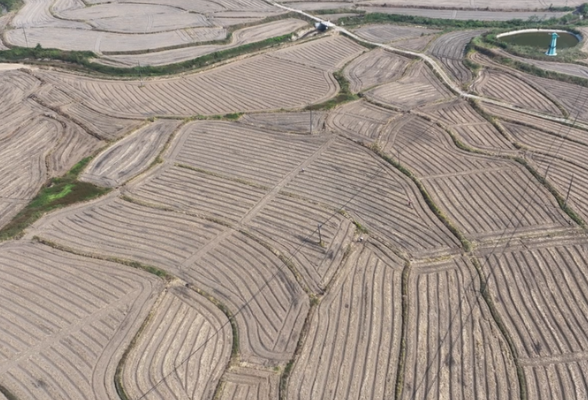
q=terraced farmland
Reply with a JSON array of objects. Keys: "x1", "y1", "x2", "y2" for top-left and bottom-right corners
[
  {"x1": 81, "y1": 120, "x2": 182, "y2": 187},
  {"x1": 344, "y1": 49, "x2": 410, "y2": 93},
  {"x1": 220, "y1": 367, "x2": 279, "y2": 400},
  {"x1": 353, "y1": 24, "x2": 439, "y2": 44},
  {"x1": 239, "y1": 111, "x2": 327, "y2": 134},
  {"x1": 122, "y1": 285, "x2": 231, "y2": 400},
  {"x1": 327, "y1": 100, "x2": 398, "y2": 140},
  {"x1": 366, "y1": 61, "x2": 454, "y2": 110},
  {"x1": 0, "y1": 242, "x2": 161, "y2": 400},
  {"x1": 35, "y1": 51, "x2": 342, "y2": 117},
  {"x1": 473, "y1": 70, "x2": 563, "y2": 117},
  {"x1": 287, "y1": 244, "x2": 403, "y2": 400},
  {"x1": 427, "y1": 30, "x2": 485, "y2": 83},
  {"x1": 526, "y1": 75, "x2": 588, "y2": 123},
  {"x1": 403, "y1": 256, "x2": 519, "y2": 400}
]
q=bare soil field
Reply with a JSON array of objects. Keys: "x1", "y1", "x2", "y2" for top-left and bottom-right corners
[
  {"x1": 35, "y1": 51, "x2": 341, "y2": 117},
  {"x1": 495, "y1": 49, "x2": 588, "y2": 80},
  {"x1": 356, "y1": 0, "x2": 576, "y2": 12},
  {"x1": 344, "y1": 48, "x2": 410, "y2": 93},
  {"x1": 389, "y1": 34, "x2": 437, "y2": 52},
  {"x1": 0, "y1": 241, "x2": 162, "y2": 400},
  {"x1": 420, "y1": 100, "x2": 515, "y2": 151},
  {"x1": 366, "y1": 61, "x2": 454, "y2": 110},
  {"x1": 357, "y1": 6, "x2": 569, "y2": 20},
  {"x1": 473, "y1": 70, "x2": 563, "y2": 117},
  {"x1": 239, "y1": 111, "x2": 328, "y2": 134},
  {"x1": 80, "y1": 120, "x2": 182, "y2": 188},
  {"x1": 28, "y1": 196, "x2": 228, "y2": 270},
  {"x1": 525, "y1": 360, "x2": 588, "y2": 400},
  {"x1": 327, "y1": 99, "x2": 399, "y2": 139},
  {"x1": 525, "y1": 75, "x2": 588, "y2": 123},
  {"x1": 100, "y1": 19, "x2": 308, "y2": 67},
  {"x1": 283, "y1": 137, "x2": 461, "y2": 257},
  {"x1": 403, "y1": 256, "x2": 519, "y2": 400},
  {"x1": 271, "y1": 34, "x2": 365, "y2": 72},
  {"x1": 122, "y1": 285, "x2": 231, "y2": 400},
  {"x1": 287, "y1": 244, "x2": 403, "y2": 400},
  {"x1": 182, "y1": 231, "x2": 309, "y2": 365},
  {"x1": 352, "y1": 24, "x2": 439, "y2": 44},
  {"x1": 220, "y1": 367, "x2": 279, "y2": 400},
  {"x1": 427, "y1": 30, "x2": 485, "y2": 83}
]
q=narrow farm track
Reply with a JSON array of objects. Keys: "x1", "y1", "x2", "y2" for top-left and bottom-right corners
[
  {"x1": 0, "y1": 242, "x2": 162, "y2": 400},
  {"x1": 220, "y1": 367, "x2": 279, "y2": 400},
  {"x1": 287, "y1": 244, "x2": 403, "y2": 400},
  {"x1": 122, "y1": 286, "x2": 232, "y2": 400},
  {"x1": 403, "y1": 256, "x2": 519, "y2": 400},
  {"x1": 239, "y1": 112, "x2": 328, "y2": 134}
]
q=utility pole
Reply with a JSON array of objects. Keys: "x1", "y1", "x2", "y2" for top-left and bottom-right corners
[
  {"x1": 317, "y1": 223, "x2": 322, "y2": 245},
  {"x1": 565, "y1": 174, "x2": 575, "y2": 207},
  {"x1": 22, "y1": 27, "x2": 28, "y2": 47}
]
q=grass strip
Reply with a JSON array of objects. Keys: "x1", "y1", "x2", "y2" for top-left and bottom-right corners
[
  {"x1": 367, "y1": 143, "x2": 471, "y2": 251},
  {"x1": 471, "y1": 257, "x2": 527, "y2": 400},
  {"x1": 0, "y1": 157, "x2": 110, "y2": 241},
  {"x1": 0, "y1": 34, "x2": 293, "y2": 77},
  {"x1": 394, "y1": 260, "x2": 411, "y2": 400},
  {"x1": 0, "y1": 384, "x2": 19, "y2": 400},
  {"x1": 305, "y1": 71, "x2": 358, "y2": 110}
]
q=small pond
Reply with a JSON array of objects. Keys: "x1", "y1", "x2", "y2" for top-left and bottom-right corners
[{"x1": 499, "y1": 31, "x2": 580, "y2": 49}]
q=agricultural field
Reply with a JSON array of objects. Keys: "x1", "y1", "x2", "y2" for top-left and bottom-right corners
[{"x1": 4, "y1": 2, "x2": 588, "y2": 400}]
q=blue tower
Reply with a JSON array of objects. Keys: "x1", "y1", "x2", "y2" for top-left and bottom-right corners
[{"x1": 546, "y1": 32, "x2": 559, "y2": 56}]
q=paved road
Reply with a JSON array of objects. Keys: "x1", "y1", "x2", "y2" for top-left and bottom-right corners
[{"x1": 272, "y1": 1, "x2": 588, "y2": 130}]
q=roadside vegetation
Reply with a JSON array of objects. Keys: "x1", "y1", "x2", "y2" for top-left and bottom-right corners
[
  {"x1": 0, "y1": 157, "x2": 110, "y2": 241},
  {"x1": 305, "y1": 71, "x2": 358, "y2": 110}
]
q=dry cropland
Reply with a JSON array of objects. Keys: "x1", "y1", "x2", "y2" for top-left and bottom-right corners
[{"x1": 2, "y1": 0, "x2": 588, "y2": 399}]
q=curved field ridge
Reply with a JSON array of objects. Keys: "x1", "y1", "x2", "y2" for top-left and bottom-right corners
[
  {"x1": 473, "y1": 70, "x2": 563, "y2": 117},
  {"x1": 270, "y1": 35, "x2": 365, "y2": 72},
  {"x1": 247, "y1": 194, "x2": 356, "y2": 292},
  {"x1": 81, "y1": 119, "x2": 182, "y2": 187},
  {"x1": 287, "y1": 244, "x2": 403, "y2": 400},
  {"x1": 403, "y1": 256, "x2": 519, "y2": 400},
  {"x1": 284, "y1": 138, "x2": 460, "y2": 258},
  {"x1": 352, "y1": 24, "x2": 439, "y2": 44},
  {"x1": 184, "y1": 231, "x2": 310, "y2": 365},
  {"x1": 239, "y1": 111, "x2": 328, "y2": 134},
  {"x1": 525, "y1": 360, "x2": 588, "y2": 400},
  {"x1": 427, "y1": 30, "x2": 485, "y2": 83},
  {"x1": 30, "y1": 196, "x2": 227, "y2": 270},
  {"x1": 220, "y1": 367, "x2": 279, "y2": 400},
  {"x1": 366, "y1": 62, "x2": 453, "y2": 110},
  {"x1": 102, "y1": 19, "x2": 308, "y2": 67},
  {"x1": 0, "y1": 241, "x2": 162, "y2": 400},
  {"x1": 127, "y1": 164, "x2": 268, "y2": 224},
  {"x1": 169, "y1": 120, "x2": 329, "y2": 187},
  {"x1": 37, "y1": 53, "x2": 339, "y2": 117},
  {"x1": 526, "y1": 75, "x2": 588, "y2": 123},
  {"x1": 421, "y1": 100, "x2": 514, "y2": 151},
  {"x1": 481, "y1": 241, "x2": 588, "y2": 360},
  {"x1": 344, "y1": 49, "x2": 410, "y2": 93},
  {"x1": 328, "y1": 100, "x2": 399, "y2": 140},
  {"x1": 122, "y1": 285, "x2": 231, "y2": 400}
]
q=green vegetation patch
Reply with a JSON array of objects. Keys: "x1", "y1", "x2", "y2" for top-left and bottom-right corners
[
  {"x1": 0, "y1": 35, "x2": 293, "y2": 77},
  {"x1": 305, "y1": 71, "x2": 358, "y2": 110},
  {"x1": 0, "y1": 157, "x2": 110, "y2": 241},
  {"x1": 0, "y1": 0, "x2": 22, "y2": 11}
]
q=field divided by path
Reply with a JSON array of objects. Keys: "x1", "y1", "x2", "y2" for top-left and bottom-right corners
[
  {"x1": 122, "y1": 285, "x2": 231, "y2": 400},
  {"x1": 287, "y1": 244, "x2": 403, "y2": 400},
  {"x1": 352, "y1": 24, "x2": 439, "y2": 44},
  {"x1": 421, "y1": 100, "x2": 515, "y2": 151},
  {"x1": 239, "y1": 111, "x2": 327, "y2": 134},
  {"x1": 29, "y1": 196, "x2": 228, "y2": 270},
  {"x1": 327, "y1": 100, "x2": 399, "y2": 141},
  {"x1": 403, "y1": 256, "x2": 519, "y2": 400},
  {"x1": 220, "y1": 367, "x2": 279, "y2": 400},
  {"x1": 344, "y1": 49, "x2": 410, "y2": 93},
  {"x1": 183, "y1": 231, "x2": 309, "y2": 365},
  {"x1": 81, "y1": 119, "x2": 182, "y2": 187},
  {"x1": 283, "y1": 137, "x2": 461, "y2": 258},
  {"x1": 427, "y1": 30, "x2": 485, "y2": 84},
  {"x1": 524, "y1": 359, "x2": 588, "y2": 400},
  {"x1": 0, "y1": 242, "x2": 162, "y2": 400}
]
